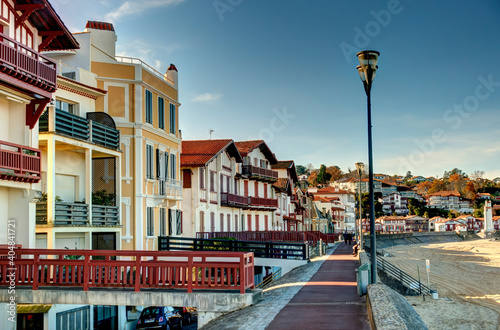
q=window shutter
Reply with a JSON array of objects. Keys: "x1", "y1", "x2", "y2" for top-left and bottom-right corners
[
  {"x1": 176, "y1": 210, "x2": 182, "y2": 235},
  {"x1": 164, "y1": 153, "x2": 169, "y2": 179},
  {"x1": 156, "y1": 148, "x2": 160, "y2": 178}
]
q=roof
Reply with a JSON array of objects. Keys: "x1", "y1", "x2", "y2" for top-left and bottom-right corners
[
  {"x1": 181, "y1": 139, "x2": 242, "y2": 167},
  {"x1": 58, "y1": 75, "x2": 107, "y2": 94},
  {"x1": 427, "y1": 191, "x2": 461, "y2": 198},
  {"x1": 316, "y1": 187, "x2": 354, "y2": 195},
  {"x1": 18, "y1": 0, "x2": 79, "y2": 50},
  {"x1": 272, "y1": 160, "x2": 298, "y2": 183},
  {"x1": 167, "y1": 64, "x2": 178, "y2": 72},
  {"x1": 234, "y1": 140, "x2": 278, "y2": 164},
  {"x1": 85, "y1": 21, "x2": 114, "y2": 31},
  {"x1": 455, "y1": 214, "x2": 474, "y2": 220},
  {"x1": 314, "y1": 196, "x2": 340, "y2": 202}
]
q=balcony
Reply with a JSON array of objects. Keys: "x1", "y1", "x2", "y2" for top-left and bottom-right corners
[
  {"x1": 0, "y1": 32, "x2": 57, "y2": 94},
  {"x1": 158, "y1": 178, "x2": 183, "y2": 199},
  {"x1": 221, "y1": 193, "x2": 250, "y2": 208},
  {"x1": 250, "y1": 197, "x2": 278, "y2": 209},
  {"x1": 241, "y1": 165, "x2": 278, "y2": 182},
  {"x1": 0, "y1": 140, "x2": 41, "y2": 184},
  {"x1": 36, "y1": 202, "x2": 120, "y2": 226},
  {"x1": 39, "y1": 108, "x2": 120, "y2": 150}
]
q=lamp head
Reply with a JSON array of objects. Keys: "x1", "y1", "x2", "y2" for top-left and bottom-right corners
[{"x1": 356, "y1": 50, "x2": 380, "y2": 84}]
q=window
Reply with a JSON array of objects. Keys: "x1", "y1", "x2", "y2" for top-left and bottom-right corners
[
  {"x1": 160, "y1": 208, "x2": 167, "y2": 236},
  {"x1": 210, "y1": 171, "x2": 215, "y2": 192},
  {"x1": 158, "y1": 97, "x2": 165, "y2": 129},
  {"x1": 199, "y1": 211, "x2": 205, "y2": 232},
  {"x1": 227, "y1": 214, "x2": 231, "y2": 232},
  {"x1": 265, "y1": 215, "x2": 269, "y2": 231},
  {"x1": 234, "y1": 178, "x2": 238, "y2": 195},
  {"x1": 146, "y1": 145, "x2": 154, "y2": 179},
  {"x1": 164, "y1": 152, "x2": 169, "y2": 179},
  {"x1": 235, "y1": 215, "x2": 239, "y2": 231},
  {"x1": 220, "y1": 214, "x2": 224, "y2": 232},
  {"x1": 210, "y1": 212, "x2": 215, "y2": 232},
  {"x1": 169, "y1": 103, "x2": 176, "y2": 134},
  {"x1": 147, "y1": 207, "x2": 154, "y2": 236},
  {"x1": 56, "y1": 100, "x2": 77, "y2": 115},
  {"x1": 145, "y1": 90, "x2": 153, "y2": 124},
  {"x1": 220, "y1": 174, "x2": 225, "y2": 193},
  {"x1": 170, "y1": 153, "x2": 176, "y2": 180},
  {"x1": 200, "y1": 168, "x2": 205, "y2": 189}
]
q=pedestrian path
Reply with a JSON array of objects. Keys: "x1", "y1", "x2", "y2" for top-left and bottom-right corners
[{"x1": 266, "y1": 243, "x2": 370, "y2": 330}]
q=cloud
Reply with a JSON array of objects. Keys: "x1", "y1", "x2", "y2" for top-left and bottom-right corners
[
  {"x1": 105, "y1": 0, "x2": 185, "y2": 22},
  {"x1": 192, "y1": 93, "x2": 223, "y2": 102}
]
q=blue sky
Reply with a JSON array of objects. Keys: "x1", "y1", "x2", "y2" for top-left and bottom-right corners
[{"x1": 54, "y1": 0, "x2": 500, "y2": 179}]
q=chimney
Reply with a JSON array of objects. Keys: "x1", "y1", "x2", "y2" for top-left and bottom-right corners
[
  {"x1": 84, "y1": 21, "x2": 117, "y2": 61},
  {"x1": 165, "y1": 63, "x2": 178, "y2": 88}
]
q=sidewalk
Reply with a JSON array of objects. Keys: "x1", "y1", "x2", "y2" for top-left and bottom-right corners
[
  {"x1": 201, "y1": 243, "x2": 370, "y2": 329},
  {"x1": 266, "y1": 243, "x2": 370, "y2": 330}
]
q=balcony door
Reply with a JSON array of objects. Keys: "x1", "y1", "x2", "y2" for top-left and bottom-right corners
[{"x1": 55, "y1": 174, "x2": 76, "y2": 202}]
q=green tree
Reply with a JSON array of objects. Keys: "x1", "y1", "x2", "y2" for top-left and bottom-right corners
[
  {"x1": 296, "y1": 165, "x2": 307, "y2": 176},
  {"x1": 316, "y1": 164, "x2": 331, "y2": 184}
]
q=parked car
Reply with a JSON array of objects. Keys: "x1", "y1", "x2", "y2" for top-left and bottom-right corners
[
  {"x1": 136, "y1": 306, "x2": 183, "y2": 329},
  {"x1": 173, "y1": 307, "x2": 198, "y2": 325}
]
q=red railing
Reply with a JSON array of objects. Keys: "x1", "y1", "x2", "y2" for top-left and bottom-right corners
[
  {"x1": 241, "y1": 165, "x2": 278, "y2": 181},
  {"x1": 0, "y1": 140, "x2": 41, "y2": 183},
  {"x1": 250, "y1": 197, "x2": 278, "y2": 208},
  {"x1": 221, "y1": 192, "x2": 250, "y2": 207},
  {"x1": 0, "y1": 249, "x2": 254, "y2": 294},
  {"x1": 0, "y1": 32, "x2": 57, "y2": 92}
]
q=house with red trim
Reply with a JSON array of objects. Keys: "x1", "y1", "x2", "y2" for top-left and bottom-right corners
[
  {"x1": 405, "y1": 215, "x2": 429, "y2": 232},
  {"x1": 382, "y1": 193, "x2": 409, "y2": 215},
  {"x1": 313, "y1": 186, "x2": 356, "y2": 232},
  {"x1": 454, "y1": 214, "x2": 476, "y2": 230},
  {"x1": 0, "y1": 0, "x2": 78, "y2": 249},
  {"x1": 427, "y1": 190, "x2": 473, "y2": 213},
  {"x1": 493, "y1": 216, "x2": 500, "y2": 230},
  {"x1": 271, "y1": 160, "x2": 300, "y2": 231},
  {"x1": 377, "y1": 216, "x2": 407, "y2": 233},
  {"x1": 181, "y1": 139, "x2": 244, "y2": 236}
]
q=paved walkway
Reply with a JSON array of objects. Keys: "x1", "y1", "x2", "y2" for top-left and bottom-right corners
[
  {"x1": 202, "y1": 243, "x2": 371, "y2": 329},
  {"x1": 266, "y1": 243, "x2": 370, "y2": 330}
]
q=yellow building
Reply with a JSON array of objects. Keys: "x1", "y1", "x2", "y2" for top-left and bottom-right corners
[{"x1": 47, "y1": 21, "x2": 182, "y2": 251}]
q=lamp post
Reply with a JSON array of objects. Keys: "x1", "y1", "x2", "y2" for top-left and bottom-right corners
[
  {"x1": 355, "y1": 162, "x2": 365, "y2": 250},
  {"x1": 356, "y1": 50, "x2": 380, "y2": 284}
]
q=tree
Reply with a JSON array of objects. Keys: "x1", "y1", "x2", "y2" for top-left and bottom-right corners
[
  {"x1": 463, "y1": 181, "x2": 476, "y2": 200},
  {"x1": 404, "y1": 171, "x2": 412, "y2": 180},
  {"x1": 296, "y1": 165, "x2": 307, "y2": 176},
  {"x1": 308, "y1": 170, "x2": 318, "y2": 186},
  {"x1": 326, "y1": 166, "x2": 343, "y2": 182},
  {"x1": 415, "y1": 181, "x2": 431, "y2": 196},
  {"x1": 428, "y1": 179, "x2": 446, "y2": 193},
  {"x1": 306, "y1": 163, "x2": 315, "y2": 173},
  {"x1": 470, "y1": 170, "x2": 485, "y2": 181},
  {"x1": 443, "y1": 168, "x2": 467, "y2": 179},
  {"x1": 316, "y1": 164, "x2": 331, "y2": 184}
]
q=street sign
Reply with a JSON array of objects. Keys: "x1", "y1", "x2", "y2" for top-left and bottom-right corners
[{"x1": 426, "y1": 259, "x2": 430, "y2": 272}]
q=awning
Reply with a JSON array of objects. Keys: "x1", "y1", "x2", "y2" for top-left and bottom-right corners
[{"x1": 17, "y1": 304, "x2": 52, "y2": 314}]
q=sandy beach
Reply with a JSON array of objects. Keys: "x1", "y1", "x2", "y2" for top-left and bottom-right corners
[{"x1": 382, "y1": 239, "x2": 500, "y2": 330}]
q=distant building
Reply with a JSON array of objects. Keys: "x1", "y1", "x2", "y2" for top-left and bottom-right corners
[
  {"x1": 405, "y1": 215, "x2": 429, "y2": 232},
  {"x1": 314, "y1": 187, "x2": 356, "y2": 231},
  {"x1": 377, "y1": 216, "x2": 406, "y2": 233},
  {"x1": 427, "y1": 191, "x2": 472, "y2": 213},
  {"x1": 382, "y1": 193, "x2": 409, "y2": 215}
]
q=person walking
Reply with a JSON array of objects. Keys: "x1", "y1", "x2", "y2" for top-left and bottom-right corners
[
  {"x1": 343, "y1": 232, "x2": 348, "y2": 245},
  {"x1": 348, "y1": 232, "x2": 352, "y2": 245}
]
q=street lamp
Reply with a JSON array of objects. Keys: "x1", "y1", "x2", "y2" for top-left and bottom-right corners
[
  {"x1": 356, "y1": 50, "x2": 380, "y2": 284},
  {"x1": 355, "y1": 162, "x2": 365, "y2": 250}
]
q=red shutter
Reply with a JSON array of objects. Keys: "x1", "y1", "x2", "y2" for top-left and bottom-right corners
[
  {"x1": 265, "y1": 215, "x2": 268, "y2": 231},
  {"x1": 264, "y1": 183, "x2": 268, "y2": 199},
  {"x1": 254, "y1": 182, "x2": 259, "y2": 197},
  {"x1": 247, "y1": 214, "x2": 252, "y2": 231},
  {"x1": 255, "y1": 215, "x2": 260, "y2": 231},
  {"x1": 244, "y1": 181, "x2": 249, "y2": 197}
]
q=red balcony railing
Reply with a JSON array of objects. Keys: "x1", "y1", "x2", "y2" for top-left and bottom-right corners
[
  {"x1": 0, "y1": 248, "x2": 255, "y2": 294},
  {"x1": 0, "y1": 33, "x2": 57, "y2": 92},
  {"x1": 221, "y1": 192, "x2": 250, "y2": 208},
  {"x1": 241, "y1": 165, "x2": 278, "y2": 181},
  {"x1": 0, "y1": 140, "x2": 41, "y2": 183},
  {"x1": 250, "y1": 196, "x2": 278, "y2": 208}
]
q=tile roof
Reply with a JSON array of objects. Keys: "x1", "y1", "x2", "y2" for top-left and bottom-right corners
[
  {"x1": 316, "y1": 187, "x2": 354, "y2": 195},
  {"x1": 234, "y1": 140, "x2": 278, "y2": 164},
  {"x1": 272, "y1": 160, "x2": 294, "y2": 169},
  {"x1": 427, "y1": 191, "x2": 461, "y2": 197},
  {"x1": 85, "y1": 21, "x2": 115, "y2": 31},
  {"x1": 313, "y1": 196, "x2": 340, "y2": 202},
  {"x1": 181, "y1": 139, "x2": 241, "y2": 167}
]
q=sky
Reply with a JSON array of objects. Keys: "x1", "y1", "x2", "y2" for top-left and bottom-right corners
[{"x1": 53, "y1": 0, "x2": 500, "y2": 179}]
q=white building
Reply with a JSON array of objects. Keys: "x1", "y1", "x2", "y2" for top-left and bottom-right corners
[
  {"x1": 382, "y1": 193, "x2": 409, "y2": 215},
  {"x1": 314, "y1": 187, "x2": 356, "y2": 231}
]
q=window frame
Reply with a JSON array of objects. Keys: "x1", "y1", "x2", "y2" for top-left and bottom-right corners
[
  {"x1": 145, "y1": 90, "x2": 153, "y2": 124},
  {"x1": 158, "y1": 97, "x2": 165, "y2": 129}
]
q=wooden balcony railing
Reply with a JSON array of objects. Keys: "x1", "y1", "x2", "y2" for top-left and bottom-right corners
[
  {"x1": 241, "y1": 165, "x2": 278, "y2": 181},
  {"x1": 0, "y1": 32, "x2": 57, "y2": 92},
  {"x1": 36, "y1": 202, "x2": 120, "y2": 226},
  {"x1": 221, "y1": 193, "x2": 250, "y2": 208},
  {"x1": 250, "y1": 197, "x2": 278, "y2": 209},
  {"x1": 0, "y1": 140, "x2": 41, "y2": 183},
  {"x1": 0, "y1": 248, "x2": 254, "y2": 294},
  {"x1": 39, "y1": 108, "x2": 120, "y2": 150}
]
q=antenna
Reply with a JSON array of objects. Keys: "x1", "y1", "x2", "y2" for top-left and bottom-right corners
[{"x1": 209, "y1": 129, "x2": 214, "y2": 139}]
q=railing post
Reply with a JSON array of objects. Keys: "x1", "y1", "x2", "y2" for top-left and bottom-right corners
[
  {"x1": 187, "y1": 255, "x2": 193, "y2": 293},
  {"x1": 302, "y1": 242, "x2": 308, "y2": 260},
  {"x1": 83, "y1": 253, "x2": 90, "y2": 291},
  {"x1": 239, "y1": 255, "x2": 246, "y2": 294},
  {"x1": 135, "y1": 256, "x2": 141, "y2": 292},
  {"x1": 266, "y1": 242, "x2": 271, "y2": 258},
  {"x1": 88, "y1": 120, "x2": 93, "y2": 142},
  {"x1": 32, "y1": 252, "x2": 39, "y2": 290},
  {"x1": 48, "y1": 106, "x2": 55, "y2": 132}
]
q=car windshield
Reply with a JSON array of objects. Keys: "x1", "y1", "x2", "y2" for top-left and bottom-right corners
[{"x1": 141, "y1": 307, "x2": 161, "y2": 317}]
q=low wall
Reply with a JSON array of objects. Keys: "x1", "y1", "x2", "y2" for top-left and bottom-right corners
[
  {"x1": 254, "y1": 257, "x2": 308, "y2": 276},
  {"x1": 366, "y1": 283, "x2": 428, "y2": 330}
]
